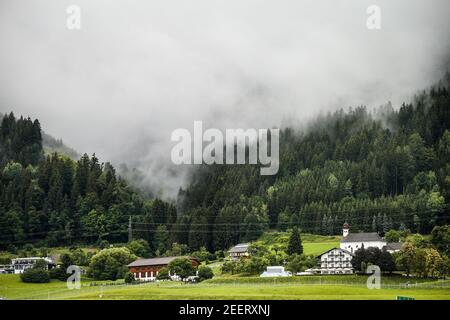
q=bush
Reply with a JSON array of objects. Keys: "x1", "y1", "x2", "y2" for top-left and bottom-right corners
[
  {"x1": 221, "y1": 261, "x2": 238, "y2": 275},
  {"x1": 7, "y1": 244, "x2": 17, "y2": 254},
  {"x1": 286, "y1": 254, "x2": 317, "y2": 274},
  {"x1": 98, "y1": 240, "x2": 110, "y2": 249},
  {"x1": 50, "y1": 267, "x2": 69, "y2": 281},
  {"x1": 127, "y1": 239, "x2": 151, "y2": 258},
  {"x1": 191, "y1": 247, "x2": 211, "y2": 263},
  {"x1": 23, "y1": 243, "x2": 34, "y2": 253},
  {"x1": 0, "y1": 252, "x2": 16, "y2": 265},
  {"x1": 385, "y1": 230, "x2": 401, "y2": 243},
  {"x1": 88, "y1": 247, "x2": 137, "y2": 280},
  {"x1": 21, "y1": 268, "x2": 50, "y2": 283},
  {"x1": 167, "y1": 258, "x2": 196, "y2": 279},
  {"x1": 242, "y1": 256, "x2": 269, "y2": 275},
  {"x1": 124, "y1": 272, "x2": 135, "y2": 284},
  {"x1": 70, "y1": 248, "x2": 90, "y2": 266},
  {"x1": 214, "y1": 250, "x2": 225, "y2": 260},
  {"x1": 197, "y1": 266, "x2": 214, "y2": 282},
  {"x1": 156, "y1": 267, "x2": 170, "y2": 280}
]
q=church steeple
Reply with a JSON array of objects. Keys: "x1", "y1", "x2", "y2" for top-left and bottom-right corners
[{"x1": 343, "y1": 222, "x2": 349, "y2": 237}]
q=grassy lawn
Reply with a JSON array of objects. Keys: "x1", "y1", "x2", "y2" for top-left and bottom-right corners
[
  {"x1": 1, "y1": 274, "x2": 449, "y2": 300},
  {"x1": 303, "y1": 242, "x2": 339, "y2": 256},
  {"x1": 257, "y1": 232, "x2": 339, "y2": 256}
]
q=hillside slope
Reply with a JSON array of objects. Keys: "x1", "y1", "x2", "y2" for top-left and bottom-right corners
[{"x1": 172, "y1": 78, "x2": 450, "y2": 252}]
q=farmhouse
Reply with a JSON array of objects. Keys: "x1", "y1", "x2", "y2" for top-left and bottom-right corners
[
  {"x1": 340, "y1": 223, "x2": 402, "y2": 254},
  {"x1": 127, "y1": 256, "x2": 200, "y2": 281},
  {"x1": 11, "y1": 257, "x2": 55, "y2": 274},
  {"x1": 228, "y1": 243, "x2": 250, "y2": 260},
  {"x1": 318, "y1": 248, "x2": 354, "y2": 274}
]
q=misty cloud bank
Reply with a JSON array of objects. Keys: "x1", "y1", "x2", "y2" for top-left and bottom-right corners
[{"x1": 0, "y1": 0, "x2": 449, "y2": 198}]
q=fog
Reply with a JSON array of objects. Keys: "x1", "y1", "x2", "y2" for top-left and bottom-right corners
[{"x1": 0, "y1": 0, "x2": 449, "y2": 198}]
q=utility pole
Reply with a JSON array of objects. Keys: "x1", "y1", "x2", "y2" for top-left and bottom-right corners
[{"x1": 128, "y1": 216, "x2": 132, "y2": 243}]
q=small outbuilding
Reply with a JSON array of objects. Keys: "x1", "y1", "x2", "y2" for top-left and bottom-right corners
[{"x1": 260, "y1": 266, "x2": 292, "y2": 277}]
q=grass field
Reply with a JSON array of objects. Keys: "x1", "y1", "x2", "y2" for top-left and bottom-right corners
[
  {"x1": 0, "y1": 232, "x2": 446, "y2": 300},
  {"x1": 302, "y1": 242, "x2": 339, "y2": 256},
  {"x1": 257, "y1": 232, "x2": 339, "y2": 256},
  {"x1": 1, "y1": 274, "x2": 449, "y2": 300}
]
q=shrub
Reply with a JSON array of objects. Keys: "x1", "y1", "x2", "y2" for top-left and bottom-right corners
[
  {"x1": 214, "y1": 250, "x2": 224, "y2": 260},
  {"x1": 7, "y1": 244, "x2": 17, "y2": 254},
  {"x1": 22, "y1": 244, "x2": 34, "y2": 253},
  {"x1": 191, "y1": 247, "x2": 211, "y2": 263},
  {"x1": 50, "y1": 267, "x2": 69, "y2": 281},
  {"x1": 167, "y1": 258, "x2": 195, "y2": 279},
  {"x1": 124, "y1": 272, "x2": 135, "y2": 284},
  {"x1": 88, "y1": 247, "x2": 137, "y2": 280},
  {"x1": 385, "y1": 230, "x2": 401, "y2": 243},
  {"x1": 221, "y1": 261, "x2": 238, "y2": 275},
  {"x1": 0, "y1": 252, "x2": 16, "y2": 265},
  {"x1": 127, "y1": 239, "x2": 151, "y2": 258},
  {"x1": 286, "y1": 254, "x2": 317, "y2": 273},
  {"x1": 21, "y1": 268, "x2": 50, "y2": 283},
  {"x1": 156, "y1": 267, "x2": 170, "y2": 280},
  {"x1": 197, "y1": 266, "x2": 214, "y2": 282},
  {"x1": 98, "y1": 240, "x2": 110, "y2": 249},
  {"x1": 70, "y1": 248, "x2": 90, "y2": 266}
]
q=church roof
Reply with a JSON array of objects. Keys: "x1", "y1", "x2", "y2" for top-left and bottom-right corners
[{"x1": 341, "y1": 232, "x2": 383, "y2": 243}]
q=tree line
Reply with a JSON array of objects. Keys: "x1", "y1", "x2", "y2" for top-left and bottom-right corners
[{"x1": 0, "y1": 113, "x2": 176, "y2": 252}]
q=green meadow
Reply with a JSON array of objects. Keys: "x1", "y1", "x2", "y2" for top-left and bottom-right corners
[
  {"x1": 0, "y1": 232, "x2": 447, "y2": 300},
  {"x1": 257, "y1": 232, "x2": 340, "y2": 256},
  {"x1": 1, "y1": 274, "x2": 449, "y2": 300}
]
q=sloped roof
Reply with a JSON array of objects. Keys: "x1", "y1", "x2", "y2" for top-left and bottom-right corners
[
  {"x1": 127, "y1": 256, "x2": 197, "y2": 267},
  {"x1": 317, "y1": 247, "x2": 354, "y2": 258},
  {"x1": 341, "y1": 232, "x2": 383, "y2": 243},
  {"x1": 228, "y1": 243, "x2": 250, "y2": 253},
  {"x1": 385, "y1": 242, "x2": 402, "y2": 251}
]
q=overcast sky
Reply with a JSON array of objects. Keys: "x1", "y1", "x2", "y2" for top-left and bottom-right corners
[{"x1": 0, "y1": 0, "x2": 449, "y2": 198}]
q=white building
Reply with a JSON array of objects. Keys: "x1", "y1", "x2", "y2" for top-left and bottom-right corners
[
  {"x1": 0, "y1": 264, "x2": 12, "y2": 274},
  {"x1": 11, "y1": 257, "x2": 55, "y2": 274},
  {"x1": 317, "y1": 223, "x2": 403, "y2": 275},
  {"x1": 260, "y1": 266, "x2": 291, "y2": 277},
  {"x1": 318, "y1": 248, "x2": 354, "y2": 274},
  {"x1": 340, "y1": 223, "x2": 401, "y2": 254}
]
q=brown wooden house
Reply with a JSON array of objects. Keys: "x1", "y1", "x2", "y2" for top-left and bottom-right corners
[{"x1": 127, "y1": 256, "x2": 200, "y2": 281}]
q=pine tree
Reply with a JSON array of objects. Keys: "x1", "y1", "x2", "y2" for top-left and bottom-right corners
[{"x1": 287, "y1": 227, "x2": 303, "y2": 255}]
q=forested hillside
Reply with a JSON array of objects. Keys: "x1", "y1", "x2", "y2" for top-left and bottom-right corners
[
  {"x1": 173, "y1": 78, "x2": 450, "y2": 252},
  {"x1": 0, "y1": 113, "x2": 176, "y2": 250},
  {"x1": 1, "y1": 78, "x2": 449, "y2": 254}
]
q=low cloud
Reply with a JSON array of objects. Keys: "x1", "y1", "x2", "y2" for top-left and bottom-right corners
[{"x1": 0, "y1": 0, "x2": 449, "y2": 198}]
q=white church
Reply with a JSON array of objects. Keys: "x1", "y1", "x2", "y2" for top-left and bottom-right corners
[{"x1": 316, "y1": 223, "x2": 402, "y2": 275}]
